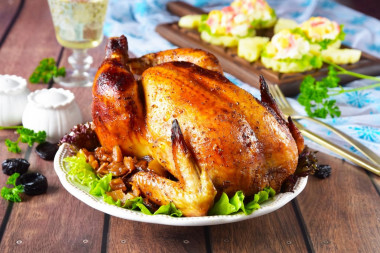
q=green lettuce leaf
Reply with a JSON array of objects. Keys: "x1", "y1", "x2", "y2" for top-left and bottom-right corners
[
  {"x1": 64, "y1": 154, "x2": 98, "y2": 186},
  {"x1": 89, "y1": 173, "x2": 112, "y2": 196},
  {"x1": 209, "y1": 187, "x2": 276, "y2": 216},
  {"x1": 154, "y1": 202, "x2": 183, "y2": 217},
  {"x1": 103, "y1": 194, "x2": 122, "y2": 207},
  {"x1": 208, "y1": 192, "x2": 238, "y2": 215}
]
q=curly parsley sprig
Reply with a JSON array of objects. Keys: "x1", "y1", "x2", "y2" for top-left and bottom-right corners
[
  {"x1": 1, "y1": 173, "x2": 24, "y2": 202},
  {"x1": 298, "y1": 62, "x2": 380, "y2": 118},
  {"x1": 0, "y1": 126, "x2": 46, "y2": 153},
  {"x1": 29, "y1": 58, "x2": 65, "y2": 84}
]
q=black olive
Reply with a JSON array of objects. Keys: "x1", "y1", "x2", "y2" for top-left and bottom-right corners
[
  {"x1": 2, "y1": 159, "x2": 30, "y2": 175},
  {"x1": 16, "y1": 172, "x2": 48, "y2": 196},
  {"x1": 36, "y1": 142, "x2": 59, "y2": 161}
]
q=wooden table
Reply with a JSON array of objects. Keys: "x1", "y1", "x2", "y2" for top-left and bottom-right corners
[{"x1": 0, "y1": 1, "x2": 379, "y2": 252}]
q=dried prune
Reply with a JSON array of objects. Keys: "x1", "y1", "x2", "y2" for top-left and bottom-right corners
[
  {"x1": 16, "y1": 172, "x2": 48, "y2": 195},
  {"x1": 36, "y1": 142, "x2": 59, "y2": 161},
  {"x1": 2, "y1": 159, "x2": 30, "y2": 175},
  {"x1": 314, "y1": 164, "x2": 332, "y2": 179}
]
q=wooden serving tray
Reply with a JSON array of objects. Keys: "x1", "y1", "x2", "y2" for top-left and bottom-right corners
[{"x1": 156, "y1": 1, "x2": 380, "y2": 96}]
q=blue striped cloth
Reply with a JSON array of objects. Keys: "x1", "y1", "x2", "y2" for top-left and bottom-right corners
[{"x1": 104, "y1": 0, "x2": 380, "y2": 160}]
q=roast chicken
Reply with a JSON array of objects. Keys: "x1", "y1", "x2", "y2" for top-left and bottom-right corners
[{"x1": 92, "y1": 35, "x2": 304, "y2": 216}]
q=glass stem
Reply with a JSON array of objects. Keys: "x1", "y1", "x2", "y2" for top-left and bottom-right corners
[{"x1": 68, "y1": 49, "x2": 93, "y2": 76}]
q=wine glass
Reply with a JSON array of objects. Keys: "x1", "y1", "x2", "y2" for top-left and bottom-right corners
[{"x1": 47, "y1": 0, "x2": 109, "y2": 87}]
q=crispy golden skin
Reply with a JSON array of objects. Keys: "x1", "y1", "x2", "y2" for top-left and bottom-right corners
[
  {"x1": 92, "y1": 35, "x2": 304, "y2": 216},
  {"x1": 127, "y1": 48, "x2": 223, "y2": 75}
]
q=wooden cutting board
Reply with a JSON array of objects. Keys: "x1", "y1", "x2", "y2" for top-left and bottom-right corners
[{"x1": 156, "y1": 1, "x2": 380, "y2": 96}]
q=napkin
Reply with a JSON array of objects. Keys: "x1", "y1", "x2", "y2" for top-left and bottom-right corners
[{"x1": 104, "y1": 0, "x2": 380, "y2": 159}]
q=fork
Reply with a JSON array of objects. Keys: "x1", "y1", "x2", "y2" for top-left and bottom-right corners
[
  {"x1": 291, "y1": 120, "x2": 380, "y2": 175},
  {"x1": 268, "y1": 84, "x2": 380, "y2": 171}
]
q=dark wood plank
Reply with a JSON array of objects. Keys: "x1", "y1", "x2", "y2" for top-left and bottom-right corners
[
  {"x1": 167, "y1": 1, "x2": 206, "y2": 16},
  {"x1": 0, "y1": 0, "x2": 104, "y2": 251},
  {"x1": 0, "y1": 153, "x2": 104, "y2": 252},
  {"x1": 0, "y1": 0, "x2": 22, "y2": 44},
  {"x1": 161, "y1": 2, "x2": 380, "y2": 96},
  {"x1": 297, "y1": 151, "x2": 380, "y2": 252},
  {"x1": 107, "y1": 219, "x2": 207, "y2": 253},
  {"x1": 0, "y1": 130, "x2": 24, "y2": 228},
  {"x1": 0, "y1": 0, "x2": 29, "y2": 237},
  {"x1": 371, "y1": 175, "x2": 380, "y2": 194},
  {"x1": 0, "y1": 0, "x2": 57, "y2": 93},
  {"x1": 209, "y1": 204, "x2": 308, "y2": 252}
]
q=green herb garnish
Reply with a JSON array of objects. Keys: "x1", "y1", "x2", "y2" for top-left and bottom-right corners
[
  {"x1": 298, "y1": 62, "x2": 380, "y2": 118},
  {"x1": 29, "y1": 58, "x2": 65, "y2": 84},
  {"x1": 0, "y1": 126, "x2": 47, "y2": 153},
  {"x1": 1, "y1": 173, "x2": 24, "y2": 202}
]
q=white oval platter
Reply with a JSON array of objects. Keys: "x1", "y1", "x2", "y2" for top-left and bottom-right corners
[{"x1": 54, "y1": 143, "x2": 308, "y2": 226}]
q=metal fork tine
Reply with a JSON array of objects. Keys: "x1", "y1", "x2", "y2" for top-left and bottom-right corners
[
  {"x1": 267, "y1": 84, "x2": 274, "y2": 98},
  {"x1": 268, "y1": 84, "x2": 280, "y2": 104},
  {"x1": 273, "y1": 84, "x2": 291, "y2": 108},
  {"x1": 268, "y1": 84, "x2": 284, "y2": 109}
]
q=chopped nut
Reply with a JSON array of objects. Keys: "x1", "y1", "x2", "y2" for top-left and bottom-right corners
[
  {"x1": 88, "y1": 154, "x2": 95, "y2": 163},
  {"x1": 95, "y1": 147, "x2": 112, "y2": 162},
  {"x1": 97, "y1": 162, "x2": 109, "y2": 175},
  {"x1": 110, "y1": 178, "x2": 127, "y2": 191},
  {"x1": 90, "y1": 160, "x2": 99, "y2": 170},
  {"x1": 107, "y1": 189, "x2": 127, "y2": 202},
  {"x1": 108, "y1": 162, "x2": 128, "y2": 176},
  {"x1": 123, "y1": 157, "x2": 135, "y2": 172},
  {"x1": 135, "y1": 160, "x2": 148, "y2": 171},
  {"x1": 112, "y1": 145, "x2": 123, "y2": 163},
  {"x1": 78, "y1": 148, "x2": 91, "y2": 159}
]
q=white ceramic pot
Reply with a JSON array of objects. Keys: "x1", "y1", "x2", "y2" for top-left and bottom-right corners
[
  {"x1": 0, "y1": 75, "x2": 30, "y2": 126},
  {"x1": 22, "y1": 88, "x2": 83, "y2": 143}
]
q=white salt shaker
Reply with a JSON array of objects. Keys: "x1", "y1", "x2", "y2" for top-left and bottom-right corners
[
  {"x1": 0, "y1": 75, "x2": 30, "y2": 126},
  {"x1": 22, "y1": 88, "x2": 83, "y2": 143}
]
